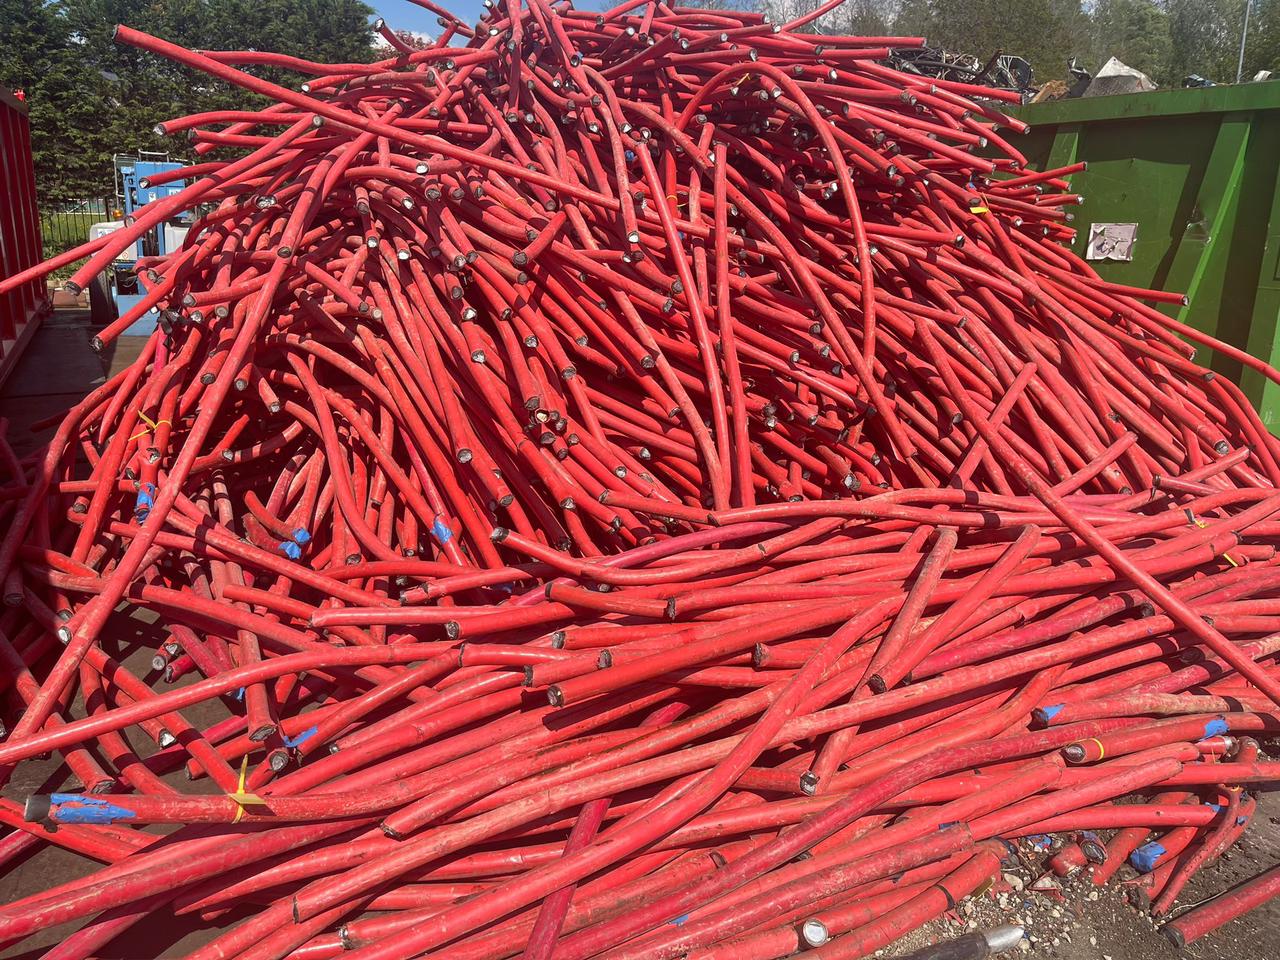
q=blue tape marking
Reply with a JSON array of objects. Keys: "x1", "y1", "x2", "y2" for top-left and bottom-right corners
[
  {"x1": 670, "y1": 914, "x2": 690, "y2": 926},
  {"x1": 1205, "y1": 802, "x2": 1224, "y2": 813},
  {"x1": 1237, "y1": 815, "x2": 1248, "y2": 825},
  {"x1": 280, "y1": 541, "x2": 302, "y2": 560},
  {"x1": 432, "y1": 518, "x2": 453, "y2": 544},
  {"x1": 1039, "y1": 704, "x2": 1064, "y2": 721},
  {"x1": 1130, "y1": 842, "x2": 1166, "y2": 873},
  {"x1": 624, "y1": 149, "x2": 636, "y2": 162},
  {"x1": 50, "y1": 794, "x2": 137, "y2": 825},
  {"x1": 938, "y1": 821, "x2": 960, "y2": 831},
  {"x1": 1028, "y1": 834, "x2": 1053, "y2": 851},
  {"x1": 283, "y1": 725, "x2": 318, "y2": 749},
  {"x1": 1201, "y1": 717, "x2": 1229, "y2": 739},
  {"x1": 234, "y1": 686, "x2": 246, "y2": 701},
  {"x1": 134, "y1": 483, "x2": 157, "y2": 523},
  {"x1": 292, "y1": 528, "x2": 311, "y2": 545}
]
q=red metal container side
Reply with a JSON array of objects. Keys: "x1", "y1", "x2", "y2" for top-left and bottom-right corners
[{"x1": 0, "y1": 87, "x2": 48, "y2": 379}]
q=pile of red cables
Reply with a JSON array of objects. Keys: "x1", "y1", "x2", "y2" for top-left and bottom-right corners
[{"x1": 1, "y1": 2, "x2": 1278, "y2": 958}]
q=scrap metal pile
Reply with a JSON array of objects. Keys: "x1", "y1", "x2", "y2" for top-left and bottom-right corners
[
  {"x1": 0, "y1": 1, "x2": 1278, "y2": 957},
  {"x1": 886, "y1": 45, "x2": 1036, "y2": 99}
]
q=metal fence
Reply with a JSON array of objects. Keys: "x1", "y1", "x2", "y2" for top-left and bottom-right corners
[{"x1": 40, "y1": 197, "x2": 113, "y2": 264}]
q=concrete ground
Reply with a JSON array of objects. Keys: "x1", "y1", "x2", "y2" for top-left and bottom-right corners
[
  {"x1": 0, "y1": 309, "x2": 142, "y2": 457},
  {"x1": 0, "y1": 310, "x2": 234, "y2": 957},
  {"x1": 0, "y1": 310, "x2": 1277, "y2": 959}
]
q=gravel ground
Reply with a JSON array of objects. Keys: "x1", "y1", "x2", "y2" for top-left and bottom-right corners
[{"x1": 886, "y1": 778, "x2": 1280, "y2": 960}]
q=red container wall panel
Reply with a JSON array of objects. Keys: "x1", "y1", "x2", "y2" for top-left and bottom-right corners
[{"x1": 0, "y1": 91, "x2": 46, "y2": 344}]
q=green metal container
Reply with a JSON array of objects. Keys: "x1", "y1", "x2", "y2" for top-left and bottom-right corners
[{"x1": 1010, "y1": 83, "x2": 1280, "y2": 428}]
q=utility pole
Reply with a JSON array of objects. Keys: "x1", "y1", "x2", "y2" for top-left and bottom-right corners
[{"x1": 1237, "y1": 0, "x2": 1252, "y2": 83}]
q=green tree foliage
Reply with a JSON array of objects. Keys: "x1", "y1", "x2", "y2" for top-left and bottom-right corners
[
  {"x1": 821, "y1": 0, "x2": 892, "y2": 36},
  {"x1": 880, "y1": 0, "x2": 1271, "y2": 89},
  {"x1": 1090, "y1": 0, "x2": 1171, "y2": 80},
  {"x1": 1247, "y1": 0, "x2": 1280, "y2": 74},
  {"x1": 891, "y1": 0, "x2": 931, "y2": 38},
  {"x1": 3, "y1": 0, "x2": 375, "y2": 205},
  {"x1": 889, "y1": 0, "x2": 1087, "y2": 85},
  {"x1": 1165, "y1": 0, "x2": 1242, "y2": 83},
  {"x1": 0, "y1": 0, "x2": 111, "y2": 204},
  {"x1": 6, "y1": 0, "x2": 1280, "y2": 209}
]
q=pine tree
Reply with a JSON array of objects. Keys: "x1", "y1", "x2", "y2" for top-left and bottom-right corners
[
  {"x1": 0, "y1": 0, "x2": 114, "y2": 203},
  {"x1": 6, "y1": 0, "x2": 376, "y2": 204}
]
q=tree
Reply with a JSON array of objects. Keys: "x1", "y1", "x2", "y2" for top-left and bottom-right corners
[
  {"x1": 677, "y1": 0, "x2": 760, "y2": 9},
  {"x1": 821, "y1": 0, "x2": 893, "y2": 36},
  {"x1": 891, "y1": 0, "x2": 932, "y2": 38},
  {"x1": 1047, "y1": 0, "x2": 1093, "y2": 78},
  {"x1": 903, "y1": 0, "x2": 1084, "y2": 85},
  {"x1": 1090, "y1": 0, "x2": 1171, "y2": 81},
  {"x1": 760, "y1": 0, "x2": 816, "y2": 28},
  {"x1": 4, "y1": 0, "x2": 376, "y2": 204},
  {"x1": 1166, "y1": 0, "x2": 1241, "y2": 83},
  {"x1": 1247, "y1": 0, "x2": 1280, "y2": 75},
  {"x1": 0, "y1": 0, "x2": 116, "y2": 204}
]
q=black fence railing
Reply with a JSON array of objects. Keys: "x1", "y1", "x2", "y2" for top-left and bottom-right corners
[{"x1": 39, "y1": 198, "x2": 114, "y2": 278}]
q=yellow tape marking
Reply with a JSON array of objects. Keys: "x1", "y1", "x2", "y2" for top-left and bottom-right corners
[
  {"x1": 229, "y1": 754, "x2": 267, "y2": 823},
  {"x1": 129, "y1": 412, "x2": 173, "y2": 442}
]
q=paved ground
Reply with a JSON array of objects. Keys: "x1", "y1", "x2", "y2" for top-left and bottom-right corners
[
  {"x1": 0, "y1": 311, "x2": 225, "y2": 957},
  {"x1": 1, "y1": 310, "x2": 1277, "y2": 958}
]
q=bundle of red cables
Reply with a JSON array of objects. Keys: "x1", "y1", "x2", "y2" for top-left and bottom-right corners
[{"x1": 0, "y1": 2, "x2": 1277, "y2": 958}]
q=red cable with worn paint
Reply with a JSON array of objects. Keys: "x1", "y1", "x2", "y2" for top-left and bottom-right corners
[{"x1": 0, "y1": 2, "x2": 1279, "y2": 958}]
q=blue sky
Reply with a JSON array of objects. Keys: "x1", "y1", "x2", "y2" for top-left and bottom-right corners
[
  {"x1": 370, "y1": 0, "x2": 480, "y2": 35},
  {"x1": 370, "y1": 0, "x2": 605, "y2": 36}
]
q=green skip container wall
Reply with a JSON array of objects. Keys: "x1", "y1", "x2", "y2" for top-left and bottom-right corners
[{"x1": 1010, "y1": 83, "x2": 1280, "y2": 431}]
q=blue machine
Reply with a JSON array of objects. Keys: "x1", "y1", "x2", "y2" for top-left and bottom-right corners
[{"x1": 87, "y1": 153, "x2": 192, "y2": 335}]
